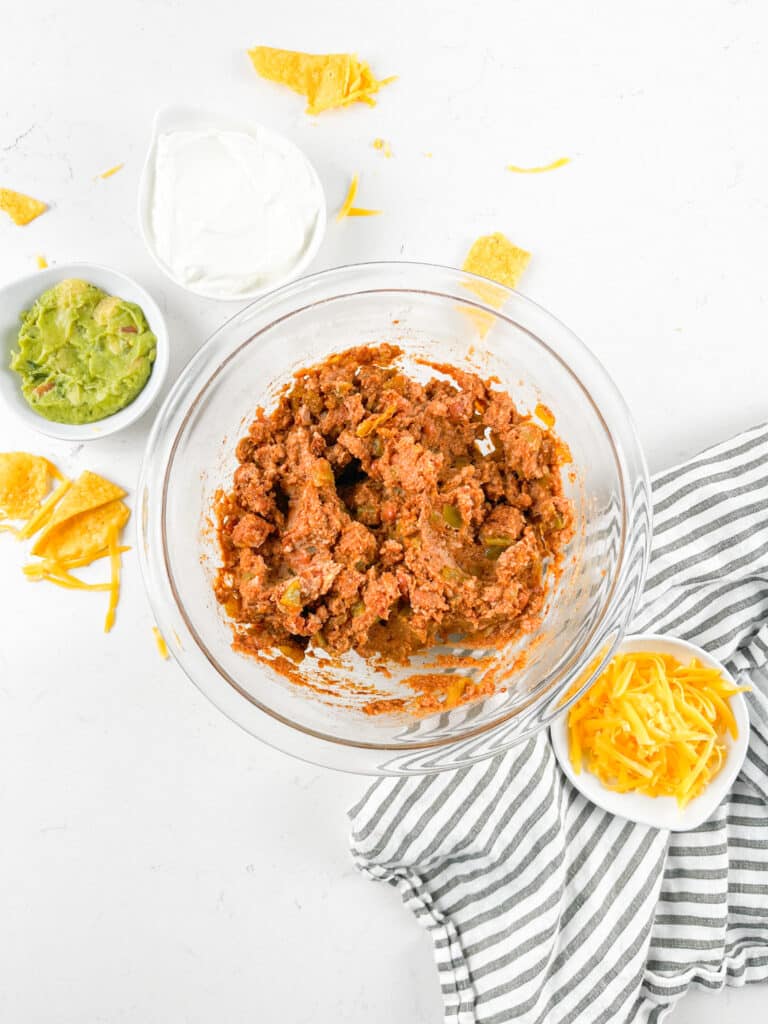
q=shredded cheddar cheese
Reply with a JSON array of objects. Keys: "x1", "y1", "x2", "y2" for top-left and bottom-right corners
[
  {"x1": 152, "y1": 625, "x2": 170, "y2": 660},
  {"x1": 97, "y1": 163, "x2": 124, "y2": 180},
  {"x1": 507, "y1": 157, "x2": 570, "y2": 174},
  {"x1": 347, "y1": 207, "x2": 381, "y2": 217},
  {"x1": 104, "y1": 524, "x2": 121, "y2": 633},
  {"x1": 36, "y1": 255, "x2": 48, "y2": 269},
  {"x1": 337, "y1": 174, "x2": 359, "y2": 221},
  {"x1": 372, "y1": 138, "x2": 392, "y2": 158},
  {"x1": 534, "y1": 402, "x2": 556, "y2": 428},
  {"x1": 568, "y1": 651, "x2": 749, "y2": 806}
]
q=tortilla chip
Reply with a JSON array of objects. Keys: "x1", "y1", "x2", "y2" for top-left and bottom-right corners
[
  {"x1": 463, "y1": 232, "x2": 531, "y2": 290},
  {"x1": 0, "y1": 188, "x2": 48, "y2": 226},
  {"x1": 460, "y1": 233, "x2": 531, "y2": 338},
  {"x1": 32, "y1": 470, "x2": 126, "y2": 556},
  {"x1": 248, "y1": 46, "x2": 393, "y2": 115},
  {"x1": 0, "y1": 453, "x2": 52, "y2": 519},
  {"x1": 33, "y1": 498, "x2": 130, "y2": 563}
]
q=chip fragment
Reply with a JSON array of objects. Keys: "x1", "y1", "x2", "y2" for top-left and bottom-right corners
[
  {"x1": 0, "y1": 453, "x2": 53, "y2": 520},
  {"x1": 248, "y1": 46, "x2": 394, "y2": 114},
  {"x1": 463, "y1": 232, "x2": 531, "y2": 290},
  {"x1": 32, "y1": 469, "x2": 128, "y2": 562},
  {"x1": 461, "y1": 233, "x2": 532, "y2": 337},
  {"x1": 0, "y1": 188, "x2": 48, "y2": 226}
]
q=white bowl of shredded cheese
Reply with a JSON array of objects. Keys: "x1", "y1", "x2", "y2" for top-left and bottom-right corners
[
  {"x1": 551, "y1": 633, "x2": 750, "y2": 831},
  {"x1": 138, "y1": 106, "x2": 327, "y2": 301}
]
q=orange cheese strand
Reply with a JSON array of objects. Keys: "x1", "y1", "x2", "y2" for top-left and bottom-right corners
[
  {"x1": 152, "y1": 626, "x2": 170, "y2": 660},
  {"x1": 104, "y1": 524, "x2": 121, "y2": 633},
  {"x1": 507, "y1": 157, "x2": 570, "y2": 174},
  {"x1": 336, "y1": 174, "x2": 359, "y2": 221},
  {"x1": 347, "y1": 207, "x2": 381, "y2": 217},
  {"x1": 568, "y1": 651, "x2": 749, "y2": 807},
  {"x1": 16, "y1": 478, "x2": 72, "y2": 540}
]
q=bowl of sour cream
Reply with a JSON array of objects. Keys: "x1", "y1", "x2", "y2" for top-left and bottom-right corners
[{"x1": 138, "y1": 106, "x2": 327, "y2": 301}]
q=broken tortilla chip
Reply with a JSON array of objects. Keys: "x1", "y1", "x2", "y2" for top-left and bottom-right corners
[
  {"x1": 248, "y1": 46, "x2": 394, "y2": 115},
  {"x1": 32, "y1": 470, "x2": 126, "y2": 557},
  {"x1": 461, "y1": 233, "x2": 531, "y2": 337},
  {"x1": 463, "y1": 232, "x2": 531, "y2": 290},
  {"x1": 33, "y1": 498, "x2": 129, "y2": 563},
  {"x1": 0, "y1": 453, "x2": 56, "y2": 520},
  {"x1": 0, "y1": 188, "x2": 48, "y2": 226}
]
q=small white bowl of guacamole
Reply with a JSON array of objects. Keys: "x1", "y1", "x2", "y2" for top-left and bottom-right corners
[{"x1": 0, "y1": 263, "x2": 169, "y2": 440}]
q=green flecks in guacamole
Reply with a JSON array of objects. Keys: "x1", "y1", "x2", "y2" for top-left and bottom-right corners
[{"x1": 9, "y1": 278, "x2": 157, "y2": 424}]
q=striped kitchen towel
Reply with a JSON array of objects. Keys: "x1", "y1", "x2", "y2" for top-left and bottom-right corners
[{"x1": 349, "y1": 422, "x2": 768, "y2": 1024}]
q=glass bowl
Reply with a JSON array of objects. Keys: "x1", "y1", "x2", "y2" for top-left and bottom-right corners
[{"x1": 138, "y1": 262, "x2": 651, "y2": 774}]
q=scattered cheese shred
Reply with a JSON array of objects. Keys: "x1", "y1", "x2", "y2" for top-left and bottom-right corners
[
  {"x1": 347, "y1": 207, "x2": 381, "y2": 217},
  {"x1": 337, "y1": 173, "x2": 359, "y2": 221},
  {"x1": 104, "y1": 524, "x2": 121, "y2": 633},
  {"x1": 372, "y1": 138, "x2": 392, "y2": 158},
  {"x1": 568, "y1": 651, "x2": 750, "y2": 806},
  {"x1": 152, "y1": 626, "x2": 170, "y2": 660},
  {"x1": 16, "y1": 478, "x2": 72, "y2": 540},
  {"x1": 0, "y1": 188, "x2": 47, "y2": 226},
  {"x1": 248, "y1": 46, "x2": 394, "y2": 115},
  {"x1": 507, "y1": 157, "x2": 570, "y2": 174},
  {"x1": 534, "y1": 402, "x2": 556, "y2": 428},
  {"x1": 97, "y1": 163, "x2": 124, "y2": 180},
  {"x1": 36, "y1": 255, "x2": 48, "y2": 269}
]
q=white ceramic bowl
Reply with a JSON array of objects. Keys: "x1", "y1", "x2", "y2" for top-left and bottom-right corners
[
  {"x1": 0, "y1": 263, "x2": 170, "y2": 441},
  {"x1": 137, "y1": 105, "x2": 327, "y2": 301},
  {"x1": 551, "y1": 633, "x2": 750, "y2": 831}
]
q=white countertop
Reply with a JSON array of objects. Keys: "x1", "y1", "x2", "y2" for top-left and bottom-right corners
[{"x1": 1, "y1": 1, "x2": 766, "y2": 1021}]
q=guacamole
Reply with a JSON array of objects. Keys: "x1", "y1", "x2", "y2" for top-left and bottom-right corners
[{"x1": 10, "y1": 278, "x2": 157, "y2": 424}]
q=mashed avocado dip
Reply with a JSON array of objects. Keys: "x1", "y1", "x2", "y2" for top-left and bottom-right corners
[{"x1": 10, "y1": 278, "x2": 157, "y2": 424}]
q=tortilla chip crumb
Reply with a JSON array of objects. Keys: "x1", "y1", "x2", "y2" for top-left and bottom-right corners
[
  {"x1": 248, "y1": 46, "x2": 394, "y2": 115},
  {"x1": 507, "y1": 157, "x2": 569, "y2": 174},
  {"x1": 372, "y1": 138, "x2": 392, "y2": 158},
  {"x1": 152, "y1": 625, "x2": 170, "y2": 660},
  {"x1": 36, "y1": 255, "x2": 48, "y2": 269},
  {"x1": 0, "y1": 188, "x2": 47, "y2": 226},
  {"x1": 97, "y1": 163, "x2": 124, "y2": 180},
  {"x1": 423, "y1": 152, "x2": 433, "y2": 158},
  {"x1": 463, "y1": 232, "x2": 531, "y2": 291}
]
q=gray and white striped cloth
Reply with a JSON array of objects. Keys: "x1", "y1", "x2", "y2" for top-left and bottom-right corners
[{"x1": 349, "y1": 422, "x2": 768, "y2": 1023}]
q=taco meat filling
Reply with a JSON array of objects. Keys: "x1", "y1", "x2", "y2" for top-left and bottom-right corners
[{"x1": 214, "y1": 345, "x2": 574, "y2": 664}]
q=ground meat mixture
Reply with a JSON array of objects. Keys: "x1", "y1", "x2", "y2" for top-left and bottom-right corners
[{"x1": 214, "y1": 345, "x2": 574, "y2": 665}]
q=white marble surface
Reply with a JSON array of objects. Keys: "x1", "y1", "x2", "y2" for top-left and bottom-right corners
[{"x1": 1, "y1": 1, "x2": 766, "y2": 1021}]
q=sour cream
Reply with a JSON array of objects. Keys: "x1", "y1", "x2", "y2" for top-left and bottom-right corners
[{"x1": 149, "y1": 127, "x2": 324, "y2": 299}]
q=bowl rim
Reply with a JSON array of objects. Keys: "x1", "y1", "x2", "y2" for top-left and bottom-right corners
[
  {"x1": 137, "y1": 104, "x2": 328, "y2": 302},
  {"x1": 138, "y1": 260, "x2": 652, "y2": 773},
  {"x1": 0, "y1": 261, "x2": 170, "y2": 441},
  {"x1": 550, "y1": 632, "x2": 751, "y2": 831}
]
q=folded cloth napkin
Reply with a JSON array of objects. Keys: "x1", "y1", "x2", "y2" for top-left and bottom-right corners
[{"x1": 350, "y1": 423, "x2": 768, "y2": 1024}]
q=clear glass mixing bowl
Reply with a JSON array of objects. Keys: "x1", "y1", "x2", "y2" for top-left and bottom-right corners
[{"x1": 138, "y1": 262, "x2": 651, "y2": 774}]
